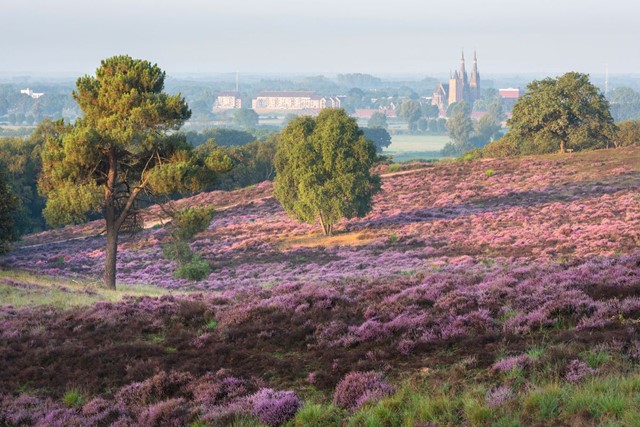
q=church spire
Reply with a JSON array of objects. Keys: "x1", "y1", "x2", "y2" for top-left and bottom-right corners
[
  {"x1": 459, "y1": 49, "x2": 467, "y2": 85},
  {"x1": 470, "y1": 50, "x2": 480, "y2": 102}
]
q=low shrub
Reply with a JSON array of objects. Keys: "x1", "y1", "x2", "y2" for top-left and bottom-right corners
[
  {"x1": 173, "y1": 256, "x2": 211, "y2": 281},
  {"x1": 333, "y1": 372, "x2": 394, "y2": 411},
  {"x1": 171, "y1": 207, "x2": 215, "y2": 241},
  {"x1": 250, "y1": 388, "x2": 300, "y2": 426},
  {"x1": 482, "y1": 137, "x2": 519, "y2": 158},
  {"x1": 460, "y1": 148, "x2": 484, "y2": 161},
  {"x1": 162, "y1": 241, "x2": 193, "y2": 263},
  {"x1": 387, "y1": 164, "x2": 402, "y2": 173}
]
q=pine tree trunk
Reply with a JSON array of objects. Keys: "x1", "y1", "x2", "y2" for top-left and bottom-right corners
[
  {"x1": 103, "y1": 220, "x2": 118, "y2": 290},
  {"x1": 103, "y1": 147, "x2": 118, "y2": 290},
  {"x1": 560, "y1": 140, "x2": 566, "y2": 153}
]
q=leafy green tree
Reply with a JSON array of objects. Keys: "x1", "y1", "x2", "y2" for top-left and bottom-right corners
[
  {"x1": 0, "y1": 169, "x2": 18, "y2": 254},
  {"x1": 185, "y1": 128, "x2": 256, "y2": 147},
  {"x1": 233, "y1": 108, "x2": 259, "y2": 129},
  {"x1": 615, "y1": 120, "x2": 640, "y2": 147},
  {"x1": 608, "y1": 87, "x2": 640, "y2": 122},
  {"x1": 507, "y1": 72, "x2": 616, "y2": 153},
  {"x1": 162, "y1": 206, "x2": 215, "y2": 281},
  {"x1": 472, "y1": 103, "x2": 503, "y2": 147},
  {"x1": 362, "y1": 127, "x2": 392, "y2": 153},
  {"x1": 423, "y1": 104, "x2": 440, "y2": 119},
  {"x1": 398, "y1": 99, "x2": 422, "y2": 131},
  {"x1": 417, "y1": 118, "x2": 429, "y2": 133},
  {"x1": 367, "y1": 112, "x2": 388, "y2": 129},
  {"x1": 0, "y1": 120, "x2": 65, "y2": 235},
  {"x1": 38, "y1": 55, "x2": 221, "y2": 289},
  {"x1": 194, "y1": 135, "x2": 277, "y2": 190},
  {"x1": 444, "y1": 101, "x2": 473, "y2": 155},
  {"x1": 274, "y1": 109, "x2": 380, "y2": 236}
]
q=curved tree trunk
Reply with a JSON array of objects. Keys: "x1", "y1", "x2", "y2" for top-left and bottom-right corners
[
  {"x1": 103, "y1": 221, "x2": 118, "y2": 289},
  {"x1": 103, "y1": 147, "x2": 118, "y2": 290}
]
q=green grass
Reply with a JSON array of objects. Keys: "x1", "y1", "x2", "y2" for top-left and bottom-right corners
[
  {"x1": 382, "y1": 134, "x2": 450, "y2": 162},
  {"x1": 0, "y1": 270, "x2": 178, "y2": 309},
  {"x1": 281, "y1": 373, "x2": 640, "y2": 427},
  {"x1": 62, "y1": 389, "x2": 85, "y2": 408}
]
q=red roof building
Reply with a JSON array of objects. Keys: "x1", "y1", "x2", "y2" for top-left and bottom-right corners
[{"x1": 499, "y1": 88, "x2": 521, "y2": 99}]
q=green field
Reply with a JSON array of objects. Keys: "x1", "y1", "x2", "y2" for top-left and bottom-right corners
[{"x1": 383, "y1": 134, "x2": 450, "y2": 162}]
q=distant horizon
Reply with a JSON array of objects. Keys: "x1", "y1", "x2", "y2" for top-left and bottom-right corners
[{"x1": 3, "y1": 0, "x2": 639, "y2": 77}]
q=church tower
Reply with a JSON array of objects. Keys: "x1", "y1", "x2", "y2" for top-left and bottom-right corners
[
  {"x1": 469, "y1": 50, "x2": 480, "y2": 102},
  {"x1": 434, "y1": 50, "x2": 482, "y2": 114}
]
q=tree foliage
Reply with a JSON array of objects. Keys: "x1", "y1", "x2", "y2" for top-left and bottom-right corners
[
  {"x1": 0, "y1": 121, "x2": 62, "y2": 234},
  {"x1": 367, "y1": 112, "x2": 388, "y2": 129},
  {"x1": 615, "y1": 120, "x2": 640, "y2": 147},
  {"x1": 362, "y1": 127, "x2": 392, "y2": 153},
  {"x1": 0, "y1": 169, "x2": 19, "y2": 254},
  {"x1": 185, "y1": 128, "x2": 257, "y2": 147},
  {"x1": 274, "y1": 109, "x2": 380, "y2": 236},
  {"x1": 37, "y1": 55, "x2": 222, "y2": 288},
  {"x1": 608, "y1": 87, "x2": 640, "y2": 122},
  {"x1": 443, "y1": 101, "x2": 473, "y2": 156},
  {"x1": 194, "y1": 135, "x2": 278, "y2": 191},
  {"x1": 398, "y1": 99, "x2": 422, "y2": 131},
  {"x1": 162, "y1": 206, "x2": 215, "y2": 281},
  {"x1": 506, "y1": 72, "x2": 616, "y2": 154},
  {"x1": 233, "y1": 108, "x2": 259, "y2": 129}
]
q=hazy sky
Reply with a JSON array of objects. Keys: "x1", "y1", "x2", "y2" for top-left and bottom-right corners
[{"x1": 3, "y1": 0, "x2": 639, "y2": 77}]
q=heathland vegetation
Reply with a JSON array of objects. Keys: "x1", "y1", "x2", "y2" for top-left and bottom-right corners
[{"x1": 1, "y1": 57, "x2": 640, "y2": 426}]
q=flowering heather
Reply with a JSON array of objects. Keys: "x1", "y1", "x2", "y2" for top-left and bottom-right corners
[
  {"x1": 492, "y1": 355, "x2": 532, "y2": 373},
  {"x1": 333, "y1": 372, "x2": 394, "y2": 410},
  {"x1": 565, "y1": 359, "x2": 597, "y2": 383},
  {"x1": 486, "y1": 385, "x2": 513, "y2": 407},
  {"x1": 2, "y1": 149, "x2": 639, "y2": 291},
  {"x1": 1, "y1": 149, "x2": 640, "y2": 422},
  {"x1": 0, "y1": 371, "x2": 299, "y2": 427},
  {"x1": 250, "y1": 388, "x2": 301, "y2": 426}
]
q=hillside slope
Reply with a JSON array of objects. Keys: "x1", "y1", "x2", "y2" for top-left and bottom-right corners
[
  {"x1": 3, "y1": 147, "x2": 639, "y2": 290},
  {"x1": 1, "y1": 147, "x2": 640, "y2": 426}
]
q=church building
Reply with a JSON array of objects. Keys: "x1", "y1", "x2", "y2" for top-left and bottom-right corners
[{"x1": 432, "y1": 51, "x2": 480, "y2": 114}]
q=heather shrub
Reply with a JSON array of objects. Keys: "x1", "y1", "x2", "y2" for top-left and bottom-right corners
[
  {"x1": 115, "y1": 371, "x2": 194, "y2": 409},
  {"x1": 250, "y1": 388, "x2": 300, "y2": 426},
  {"x1": 137, "y1": 398, "x2": 191, "y2": 427},
  {"x1": 173, "y1": 256, "x2": 211, "y2": 281},
  {"x1": 565, "y1": 359, "x2": 597, "y2": 383},
  {"x1": 333, "y1": 372, "x2": 394, "y2": 411},
  {"x1": 81, "y1": 397, "x2": 131, "y2": 426}
]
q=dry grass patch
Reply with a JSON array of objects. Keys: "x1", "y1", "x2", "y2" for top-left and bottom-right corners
[{"x1": 278, "y1": 230, "x2": 378, "y2": 249}]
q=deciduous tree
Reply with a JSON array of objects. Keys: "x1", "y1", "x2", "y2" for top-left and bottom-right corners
[
  {"x1": 0, "y1": 170, "x2": 18, "y2": 254},
  {"x1": 367, "y1": 111, "x2": 388, "y2": 129},
  {"x1": 444, "y1": 101, "x2": 473, "y2": 156},
  {"x1": 274, "y1": 109, "x2": 380, "y2": 236},
  {"x1": 507, "y1": 72, "x2": 616, "y2": 153}
]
